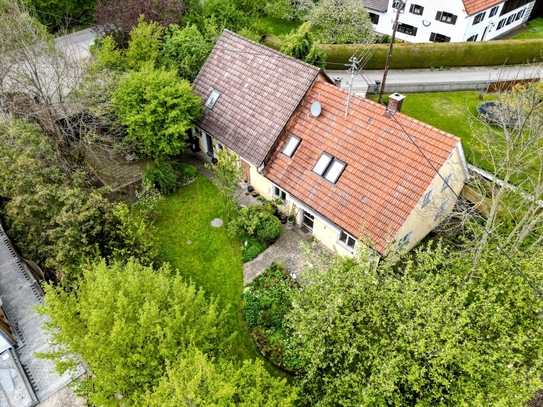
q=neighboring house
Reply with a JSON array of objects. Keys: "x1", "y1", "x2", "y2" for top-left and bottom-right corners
[
  {"x1": 0, "y1": 223, "x2": 83, "y2": 406},
  {"x1": 192, "y1": 30, "x2": 469, "y2": 256},
  {"x1": 365, "y1": 0, "x2": 536, "y2": 42}
]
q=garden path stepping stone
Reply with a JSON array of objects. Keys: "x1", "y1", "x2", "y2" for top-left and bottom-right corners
[{"x1": 211, "y1": 218, "x2": 223, "y2": 227}]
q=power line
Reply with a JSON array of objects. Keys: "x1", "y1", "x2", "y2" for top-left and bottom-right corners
[{"x1": 385, "y1": 109, "x2": 543, "y2": 302}]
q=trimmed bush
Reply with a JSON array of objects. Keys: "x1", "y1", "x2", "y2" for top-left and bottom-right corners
[
  {"x1": 264, "y1": 36, "x2": 543, "y2": 69},
  {"x1": 256, "y1": 214, "x2": 282, "y2": 244}
]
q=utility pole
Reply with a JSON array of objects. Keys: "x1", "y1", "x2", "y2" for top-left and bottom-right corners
[
  {"x1": 344, "y1": 56, "x2": 360, "y2": 119},
  {"x1": 378, "y1": 0, "x2": 403, "y2": 104}
]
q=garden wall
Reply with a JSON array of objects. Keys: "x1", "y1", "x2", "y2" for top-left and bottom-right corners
[{"x1": 264, "y1": 37, "x2": 543, "y2": 70}]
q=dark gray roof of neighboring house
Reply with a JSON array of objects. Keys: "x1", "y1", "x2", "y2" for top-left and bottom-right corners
[
  {"x1": 362, "y1": 0, "x2": 389, "y2": 12},
  {"x1": 0, "y1": 224, "x2": 83, "y2": 404},
  {"x1": 192, "y1": 30, "x2": 321, "y2": 166}
]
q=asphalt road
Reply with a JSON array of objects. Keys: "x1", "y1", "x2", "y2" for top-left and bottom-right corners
[
  {"x1": 54, "y1": 27, "x2": 97, "y2": 59},
  {"x1": 327, "y1": 64, "x2": 542, "y2": 94},
  {"x1": 53, "y1": 28, "x2": 542, "y2": 94}
]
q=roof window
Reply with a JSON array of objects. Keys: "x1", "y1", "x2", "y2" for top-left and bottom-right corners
[
  {"x1": 205, "y1": 89, "x2": 221, "y2": 110},
  {"x1": 313, "y1": 153, "x2": 346, "y2": 184},
  {"x1": 282, "y1": 135, "x2": 301, "y2": 157}
]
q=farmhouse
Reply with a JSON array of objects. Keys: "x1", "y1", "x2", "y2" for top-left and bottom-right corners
[{"x1": 192, "y1": 30, "x2": 469, "y2": 255}]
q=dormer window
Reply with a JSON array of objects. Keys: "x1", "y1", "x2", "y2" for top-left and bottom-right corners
[
  {"x1": 313, "y1": 153, "x2": 346, "y2": 184},
  {"x1": 205, "y1": 89, "x2": 221, "y2": 110},
  {"x1": 283, "y1": 135, "x2": 301, "y2": 157}
]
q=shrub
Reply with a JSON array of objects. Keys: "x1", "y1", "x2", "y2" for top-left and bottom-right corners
[
  {"x1": 142, "y1": 160, "x2": 179, "y2": 195},
  {"x1": 264, "y1": 37, "x2": 543, "y2": 69},
  {"x1": 241, "y1": 238, "x2": 267, "y2": 263},
  {"x1": 242, "y1": 265, "x2": 300, "y2": 370},
  {"x1": 256, "y1": 214, "x2": 282, "y2": 244}
]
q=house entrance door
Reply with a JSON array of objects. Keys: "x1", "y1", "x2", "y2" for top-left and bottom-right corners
[
  {"x1": 205, "y1": 134, "x2": 214, "y2": 157},
  {"x1": 302, "y1": 211, "x2": 314, "y2": 230},
  {"x1": 240, "y1": 159, "x2": 251, "y2": 184}
]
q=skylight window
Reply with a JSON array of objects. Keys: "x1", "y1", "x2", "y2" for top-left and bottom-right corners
[
  {"x1": 313, "y1": 153, "x2": 346, "y2": 184},
  {"x1": 282, "y1": 135, "x2": 301, "y2": 157},
  {"x1": 205, "y1": 90, "x2": 221, "y2": 110},
  {"x1": 324, "y1": 159, "x2": 346, "y2": 183},
  {"x1": 313, "y1": 153, "x2": 333, "y2": 175}
]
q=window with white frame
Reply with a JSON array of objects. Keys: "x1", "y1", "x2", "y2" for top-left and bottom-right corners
[
  {"x1": 205, "y1": 89, "x2": 221, "y2": 110},
  {"x1": 473, "y1": 11, "x2": 486, "y2": 25},
  {"x1": 441, "y1": 173, "x2": 453, "y2": 192},
  {"x1": 467, "y1": 34, "x2": 478, "y2": 41},
  {"x1": 497, "y1": 18, "x2": 506, "y2": 29},
  {"x1": 409, "y1": 4, "x2": 424, "y2": 15},
  {"x1": 272, "y1": 185, "x2": 287, "y2": 201},
  {"x1": 434, "y1": 198, "x2": 450, "y2": 221},
  {"x1": 436, "y1": 11, "x2": 457, "y2": 24},
  {"x1": 490, "y1": 6, "x2": 499, "y2": 17},
  {"x1": 282, "y1": 135, "x2": 301, "y2": 157},
  {"x1": 339, "y1": 230, "x2": 357, "y2": 249},
  {"x1": 313, "y1": 153, "x2": 347, "y2": 184},
  {"x1": 421, "y1": 188, "x2": 434, "y2": 208},
  {"x1": 396, "y1": 229, "x2": 414, "y2": 252}
]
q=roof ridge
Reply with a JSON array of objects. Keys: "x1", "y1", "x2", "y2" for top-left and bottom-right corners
[{"x1": 221, "y1": 29, "x2": 322, "y2": 73}]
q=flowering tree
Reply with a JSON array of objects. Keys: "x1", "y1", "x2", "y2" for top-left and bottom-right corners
[{"x1": 305, "y1": 0, "x2": 373, "y2": 44}]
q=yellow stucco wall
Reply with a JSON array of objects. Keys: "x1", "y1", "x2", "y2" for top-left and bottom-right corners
[
  {"x1": 395, "y1": 144, "x2": 468, "y2": 252},
  {"x1": 193, "y1": 126, "x2": 468, "y2": 257}
]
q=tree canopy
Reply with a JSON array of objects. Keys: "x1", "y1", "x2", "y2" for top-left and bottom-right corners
[
  {"x1": 38, "y1": 259, "x2": 229, "y2": 407},
  {"x1": 305, "y1": 0, "x2": 373, "y2": 44},
  {"x1": 146, "y1": 347, "x2": 297, "y2": 406},
  {"x1": 112, "y1": 63, "x2": 202, "y2": 158},
  {"x1": 286, "y1": 243, "x2": 543, "y2": 406}
]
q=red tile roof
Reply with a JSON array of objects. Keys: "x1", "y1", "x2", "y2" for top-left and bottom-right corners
[
  {"x1": 265, "y1": 82, "x2": 461, "y2": 253},
  {"x1": 192, "y1": 30, "x2": 321, "y2": 166},
  {"x1": 462, "y1": 0, "x2": 503, "y2": 15}
]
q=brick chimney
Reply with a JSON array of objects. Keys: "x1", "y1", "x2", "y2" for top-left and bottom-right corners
[{"x1": 388, "y1": 93, "x2": 406, "y2": 113}]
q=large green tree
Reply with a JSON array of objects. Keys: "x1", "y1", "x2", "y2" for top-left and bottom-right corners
[
  {"x1": 163, "y1": 23, "x2": 213, "y2": 81},
  {"x1": 113, "y1": 63, "x2": 202, "y2": 158},
  {"x1": 38, "y1": 259, "x2": 229, "y2": 407},
  {"x1": 146, "y1": 347, "x2": 297, "y2": 406},
  {"x1": 305, "y1": 0, "x2": 373, "y2": 44},
  {"x1": 286, "y1": 243, "x2": 543, "y2": 406},
  {"x1": 24, "y1": 0, "x2": 96, "y2": 31},
  {"x1": 0, "y1": 117, "x2": 157, "y2": 282}
]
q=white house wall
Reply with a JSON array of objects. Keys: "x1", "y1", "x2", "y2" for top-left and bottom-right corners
[{"x1": 373, "y1": 0, "x2": 535, "y2": 43}]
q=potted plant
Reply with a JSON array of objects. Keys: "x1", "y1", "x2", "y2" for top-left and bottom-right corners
[{"x1": 286, "y1": 203, "x2": 297, "y2": 230}]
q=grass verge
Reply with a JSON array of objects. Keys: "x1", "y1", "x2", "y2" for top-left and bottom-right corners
[
  {"x1": 513, "y1": 17, "x2": 543, "y2": 39},
  {"x1": 153, "y1": 175, "x2": 290, "y2": 378},
  {"x1": 368, "y1": 91, "x2": 498, "y2": 172}
]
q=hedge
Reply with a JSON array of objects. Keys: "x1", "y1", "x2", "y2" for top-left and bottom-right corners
[{"x1": 263, "y1": 36, "x2": 543, "y2": 69}]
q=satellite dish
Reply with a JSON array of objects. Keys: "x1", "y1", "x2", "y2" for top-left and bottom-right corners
[{"x1": 311, "y1": 102, "x2": 322, "y2": 117}]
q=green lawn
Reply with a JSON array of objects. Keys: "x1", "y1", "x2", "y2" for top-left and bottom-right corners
[
  {"x1": 369, "y1": 91, "x2": 497, "y2": 172},
  {"x1": 153, "y1": 175, "x2": 289, "y2": 378},
  {"x1": 512, "y1": 17, "x2": 543, "y2": 39},
  {"x1": 256, "y1": 16, "x2": 301, "y2": 37}
]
